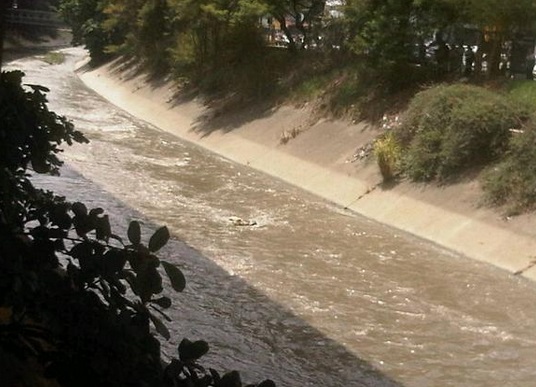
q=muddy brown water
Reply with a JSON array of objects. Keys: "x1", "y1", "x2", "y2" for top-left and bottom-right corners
[{"x1": 7, "y1": 48, "x2": 536, "y2": 386}]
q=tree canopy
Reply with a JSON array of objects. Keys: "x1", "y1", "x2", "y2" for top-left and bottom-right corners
[{"x1": 57, "y1": 0, "x2": 536, "y2": 91}]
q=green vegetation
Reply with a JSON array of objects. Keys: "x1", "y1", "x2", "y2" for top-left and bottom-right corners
[
  {"x1": 374, "y1": 132, "x2": 402, "y2": 182},
  {"x1": 482, "y1": 125, "x2": 536, "y2": 215},
  {"x1": 379, "y1": 80, "x2": 536, "y2": 213},
  {"x1": 54, "y1": 0, "x2": 536, "y2": 212},
  {"x1": 55, "y1": 0, "x2": 536, "y2": 117},
  {"x1": 42, "y1": 51, "x2": 65, "y2": 64},
  {"x1": 290, "y1": 73, "x2": 330, "y2": 102},
  {"x1": 396, "y1": 84, "x2": 524, "y2": 181},
  {"x1": 507, "y1": 80, "x2": 536, "y2": 108}
]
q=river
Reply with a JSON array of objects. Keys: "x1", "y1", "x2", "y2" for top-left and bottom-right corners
[{"x1": 7, "y1": 47, "x2": 536, "y2": 386}]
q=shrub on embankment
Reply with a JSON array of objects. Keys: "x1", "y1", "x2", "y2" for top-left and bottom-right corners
[
  {"x1": 373, "y1": 82, "x2": 536, "y2": 213},
  {"x1": 480, "y1": 81, "x2": 536, "y2": 214},
  {"x1": 394, "y1": 84, "x2": 525, "y2": 182},
  {"x1": 482, "y1": 123, "x2": 536, "y2": 215}
]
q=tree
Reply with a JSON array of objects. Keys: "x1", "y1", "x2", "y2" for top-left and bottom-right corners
[
  {"x1": 457, "y1": 0, "x2": 536, "y2": 76},
  {"x1": 267, "y1": 0, "x2": 326, "y2": 50},
  {"x1": 345, "y1": 0, "x2": 414, "y2": 64},
  {"x1": 165, "y1": 0, "x2": 270, "y2": 90},
  {"x1": 136, "y1": 0, "x2": 170, "y2": 70},
  {"x1": 345, "y1": 0, "x2": 461, "y2": 67},
  {"x1": 344, "y1": 0, "x2": 536, "y2": 80},
  {"x1": 0, "y1": 0, "x2": 8, "y2": 69},
  {"x1": 59, "y1": 0, "x2": 110, "y2": 62}
]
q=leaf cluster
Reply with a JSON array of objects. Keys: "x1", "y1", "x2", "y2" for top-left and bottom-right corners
[
  {"x1": 0, "y1": 70, "x2": 87, "y2": 177},
  {"x1": 163, "y1": 339, "x2": 275, "y2": 387}
]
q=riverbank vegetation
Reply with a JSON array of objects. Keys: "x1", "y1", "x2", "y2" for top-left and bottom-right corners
[
  {"x1": 56, "y1": 0, "x2": 536, "y2": 213},
  {"x1": 57, "y1": 1, "x2": 536, "y2": 97},
  {"x1": 42, "y1": 51, "x2": 65, "y2": 64}
]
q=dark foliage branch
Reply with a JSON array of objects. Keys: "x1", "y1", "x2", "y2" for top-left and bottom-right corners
[{"x1": 0, "y1": 70, "x2": 275, "y2": 386}]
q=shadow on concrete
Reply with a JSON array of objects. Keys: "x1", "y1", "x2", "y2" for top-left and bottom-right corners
[
  {"x1": 83, "y1": 54, "x2": 283, "y2": 139},
  {"x1": 189, "y1": 99, "x2": 278, "y2": 138}
]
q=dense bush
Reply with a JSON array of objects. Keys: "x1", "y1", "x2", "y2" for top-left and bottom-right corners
[
  {"x1": 396, "y1": 84, "x2": 524, "y2": 181},
  {"x1": 507, "y1": 80, "x2": 536, "y2": 109},
  {"x1": 482, "y1": 124, "x2": 536, "y2": 214}
]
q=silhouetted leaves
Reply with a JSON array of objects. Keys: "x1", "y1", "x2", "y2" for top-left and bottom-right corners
[
  {"x1": 151, "y1": 296, "x2": 172, "y2": 309},
  {"x1": 161, "y1": 261, "x2": 186, "y2": 292},
  {"x1": 149, "y1": 312, "x2": 171, "y2": 340},
  {"x1": 131, "y1": 266, "x2": 163, "y2": 302},
  {"x1": 69, "y1": 241, "x2": 92, "y2": 261},
  {"x1": 50, "y1": 203, "x2": 72, "y2": 229},
  {"x1": 178, "y1": 339, "x2": 209, "y2": 362},
  {"x1": 128, "y1": 220, "x2": 141, "y2": 245},
  {"x1": 217, "y1": 371, "x2": 242, "y2": 387},
  {"x1": 71, "y1": 202, "x2": 87, "y2": 217},
  {"x1": 102, "y1": 249, "x2": 127, "y2": 275},
  {"x1": 149, "y1": 226, "x2": 170, "y2": 252},
  {"x1": 0, "y1": 69, "x2": 274, "y2": 387},
  {"x1": 95, "y1": 214, "x2": 111, "y2": 241}
]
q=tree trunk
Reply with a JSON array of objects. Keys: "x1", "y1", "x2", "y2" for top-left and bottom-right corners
[
  {"x1": 487, "y1": 35, "x2": 503, "y2": 77},
  {"x1": 277, "y1": 16, "x2": 296, "y2": 52}
]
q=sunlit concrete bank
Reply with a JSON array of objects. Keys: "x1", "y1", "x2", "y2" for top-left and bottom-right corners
[{"x1": 77, "y1": 57, "x2": 536, "y2": 281}]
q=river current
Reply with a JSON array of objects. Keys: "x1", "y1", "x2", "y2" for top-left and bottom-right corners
[{"x1": 7, "y1": 47, "x2": 536, "y2": 386}]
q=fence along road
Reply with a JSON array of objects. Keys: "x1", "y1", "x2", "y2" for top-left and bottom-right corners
[{"x1": 5, "y1": 8, "x2": 66, "y2": 28}]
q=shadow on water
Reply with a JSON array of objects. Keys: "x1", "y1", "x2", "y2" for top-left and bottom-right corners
[{"x1": 33, "y1": 165, "x2": 404, "y2": 387}]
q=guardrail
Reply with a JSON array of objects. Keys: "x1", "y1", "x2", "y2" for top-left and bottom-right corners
[{"x1": 6, "y1": 8, "x2": 65, "y2": 28}]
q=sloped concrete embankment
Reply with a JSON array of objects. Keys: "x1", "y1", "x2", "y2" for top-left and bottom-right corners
[{"x1": 76, "y1": 58, "x2": 536, "y2": 281}]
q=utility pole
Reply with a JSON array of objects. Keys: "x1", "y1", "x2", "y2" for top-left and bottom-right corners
[{"x1": 0, "y1": 0, "x2": 8, "y2": 73}]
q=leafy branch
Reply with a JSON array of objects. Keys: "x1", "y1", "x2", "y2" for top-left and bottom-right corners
[{"x1": 0, "y1": 69, "x2": 275, "y2": 386}]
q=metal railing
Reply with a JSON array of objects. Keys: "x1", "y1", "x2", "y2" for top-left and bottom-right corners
[{"x1": 6, "y1": 8, "x2": 65, "y2": 28}]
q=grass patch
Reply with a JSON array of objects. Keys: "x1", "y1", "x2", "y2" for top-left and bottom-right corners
[
  {"x1": 324, "y1": 68, "x2": 365, "y2": 118},
  {"x1": 42, "y1": 51, "x2": 65, "y2": 65},
  {"x1": 507, "y1": 80, "x2": 536, "y2": 109},
  {"x1": 374, "y1": 132, "x2": 401, "y2": 181},
  {"x1": 290, "y1": 74, "x2": 331, "y2": 102}
]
